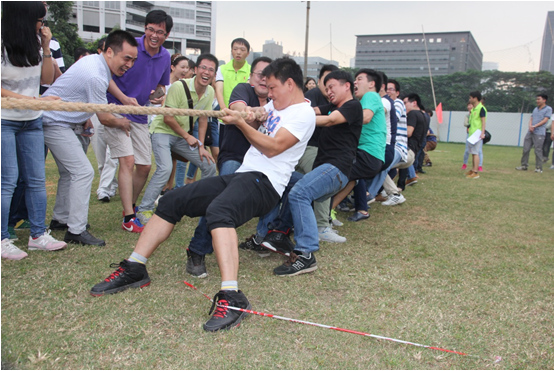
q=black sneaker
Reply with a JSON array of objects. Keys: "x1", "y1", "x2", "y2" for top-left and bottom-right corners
[
  {"x1": 238, "y1": 234, "x2": 270, "y2": 257},
  {"x1": 90, "y1": 260, "x2": 150, "y2": 296},
  {"x1": 261, "y1": 230, "x2": 294, "y2": 256},
  {"x1": 203, "y1": 290, "x2": 251, "y2": 332},
  {"x1": 186, "y1": 249, "x2": 208, "y2": 278},
  {"x1": 64, "y1": 230, "x2": 105, "y2": 246},
  {"x1": 273, "y1": 252, "x2": 318, "y2": 276}
]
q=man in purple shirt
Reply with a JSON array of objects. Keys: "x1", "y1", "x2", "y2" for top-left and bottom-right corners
[{"x1": 104, "y1": 10, "x2": 172, "y2": 233}]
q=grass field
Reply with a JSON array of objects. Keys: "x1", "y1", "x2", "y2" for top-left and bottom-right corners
[{"x1": 2, "y1": 142, "x2": 553, "y2": 370}]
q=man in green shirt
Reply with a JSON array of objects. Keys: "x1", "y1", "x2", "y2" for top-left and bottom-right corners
[
  {"x1": 466, "y1": 91, "x2": 487, "y2": 179},
  {"x1": 136, "y1": 54, "x2": 218, "y2": 223},
  {"x1": 215, "y1": 38, "x2": 251, "y2": 110}
]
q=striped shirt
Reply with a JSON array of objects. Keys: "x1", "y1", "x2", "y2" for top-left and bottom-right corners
[{"x1": 393, "y1": 98, "x2": 409, "y2": 161}]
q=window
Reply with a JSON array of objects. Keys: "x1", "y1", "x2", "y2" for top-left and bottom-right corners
[
  {"x1": 429, "y1": 38, "x2": 434, "y2": 43},
  {"x1": 436, "y1": 38, "x2": 442, "y2": 43},
  {"x1": 105, "y1": 1, "x2": 119, "y2": 10}
]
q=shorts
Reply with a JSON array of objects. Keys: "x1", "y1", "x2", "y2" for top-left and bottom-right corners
[
  {"x1": 467, "y1": 138, "x2": 482, "y2": 155},
  {"x1": 103, "y1": 114, "x2": 152, "y2": 165}
]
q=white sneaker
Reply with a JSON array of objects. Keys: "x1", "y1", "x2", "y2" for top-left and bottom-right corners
[
  {"x1": 318, "y1": 226, "x2": 346, "y2": 243},
  {"x1": 550, "y1": 165, "x2": 554, "y2": 170},
  {"x1": 28, "y1": 230, "x2": 67, "y2": 251},
  {"x1": 2, "y1": 238, "x2": 28, "y2": 260},
  {"x1": 382, "y1": 193, "x2": 406, "y2": 206}
]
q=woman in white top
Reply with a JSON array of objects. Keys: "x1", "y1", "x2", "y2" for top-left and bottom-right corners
[{"x1": 1, "y1": 1, "x2": 66, "y2": 260}]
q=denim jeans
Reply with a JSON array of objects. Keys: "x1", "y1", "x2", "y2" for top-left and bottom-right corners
[
  {"x1": 186, "y1": 118, "x2": 220, "y2": 180},
  {"x1": 139, "y1": 133, "x2": 216, "y2": 212},
  {"x1": 281, "y1": 164, "x2": 348, "y2": 254},
  {"x1": 1, "y1": 117, "x2": 47, "y2": 239},
  {"x1": 188, "y1": 159, "x2": 242, "y2": 255}
]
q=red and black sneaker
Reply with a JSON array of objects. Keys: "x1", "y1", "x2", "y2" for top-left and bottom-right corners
[
  {"x1": 203, "y1": 290, "x2": 251, "y2": 332},
  {"x1": 261, "y1": 230, "x2": 294, "y2": 256},
  {"x1": 90, "y1": 260, "x2": 150, "y2": 296}
]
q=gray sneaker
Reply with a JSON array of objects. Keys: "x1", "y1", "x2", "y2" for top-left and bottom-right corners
[
  {"x1": 318, "y1": 226, "x2": 346, "y2": 243},
  {"x1": 534, "y1": 168, "x2": 543, "y2": 173},
  {"x1": 515, "y1": 166, "x2": 528, "y2": 171},
  {"x1": 186, "y1": 249, "x2": 208, "y2": 278}
]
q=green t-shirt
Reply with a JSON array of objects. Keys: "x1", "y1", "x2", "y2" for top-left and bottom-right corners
[
  {"x1": 150, "y1": 76, "x2": 215, "y2": 137},
  {"x1": 359, "y1": 92, "x2": 387, "y2": 162},
  {"x1": 469, "y1": 102, "x2": 487, "y2": 136},
  {"x1": 217, "y1": 59, "x2": 251, "y2": 107}
]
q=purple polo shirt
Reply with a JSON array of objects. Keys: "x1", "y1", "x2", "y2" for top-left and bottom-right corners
[{"x1": 106, "y1": 35, "x2": 171, "y2": 124}]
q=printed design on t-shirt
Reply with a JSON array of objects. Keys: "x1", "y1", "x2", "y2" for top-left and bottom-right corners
[{"x1": 258, "y1": 109, "x2": 281, "y2": 136}]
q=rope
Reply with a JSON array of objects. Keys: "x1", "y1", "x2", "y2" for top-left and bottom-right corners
[{"x1": 1, "y1": 97, "x2": 247, "y2": 118}]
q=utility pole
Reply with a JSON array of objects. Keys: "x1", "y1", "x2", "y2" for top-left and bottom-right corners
[{"x1": 303, "y1": 1, "x2": 310, "y2": 79}]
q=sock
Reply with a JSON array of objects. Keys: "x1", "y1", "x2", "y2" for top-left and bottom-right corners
[
  {"x1": 124, "y1": 214, "x2": 136, "y2": 223},
  {"x1": 129, "y1": 252, "x2": 147, "y2": 265},
  {"x1": 221, "y1": 280, "x2": 238, "y2": 291}
]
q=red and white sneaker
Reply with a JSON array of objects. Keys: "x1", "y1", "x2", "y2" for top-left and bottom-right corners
[{"x1": 122, "y1": 217, "x2": 144, "y2": 233}]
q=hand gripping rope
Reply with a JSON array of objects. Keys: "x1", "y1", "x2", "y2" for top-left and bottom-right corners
[{"x1": 183, "y1": 281, "x2": 501, "y2": 362}]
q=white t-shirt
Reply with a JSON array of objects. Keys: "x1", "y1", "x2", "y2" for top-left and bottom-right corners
[
  {"x1": 236, "y1": 100, "x2": 316, "y2": 196},
  {"x1": 381, "y1": 97, "x2": 392, "y2": 145}
]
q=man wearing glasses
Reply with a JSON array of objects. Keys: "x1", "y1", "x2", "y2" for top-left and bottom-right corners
[{"x1": 104, "y1": 10, "x2": 173, "y2": 233}]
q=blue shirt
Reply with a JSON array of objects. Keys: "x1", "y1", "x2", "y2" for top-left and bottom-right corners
[
  {"x1": 531, "y1": 105, "x2": 552, "y2": 136},
  {"x1": 106, "y1": 35, "x2": 171, "y2": 124}
]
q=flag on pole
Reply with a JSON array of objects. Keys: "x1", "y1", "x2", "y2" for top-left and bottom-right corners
[{"x1": 436, "y1": 102, "x2": 443, "y2": 124}]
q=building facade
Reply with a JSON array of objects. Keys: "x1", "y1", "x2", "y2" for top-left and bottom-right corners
[
  {"x1": 539, "y1": 11, "x2": 554, "y2": 74},
  {"x1": 71, "y1": 1, "x2": 215, "y2": 56},
  {"x1": 355, "y1": 31, "x2": 482, "y2": 78}
]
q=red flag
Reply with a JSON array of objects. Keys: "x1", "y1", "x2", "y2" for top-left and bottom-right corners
[{"x1": 436, "y1": 102, "x2": 443, "y2": 124}]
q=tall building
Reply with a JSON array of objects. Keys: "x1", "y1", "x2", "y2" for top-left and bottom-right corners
[
  {"x1": 539, "y1": 11, "x2": 554, "y2": 74},
  {"x1": 355, "y1": 31, "x2": 482, "y2": 77},
  {"x1": 71, "y1": 1, "x2": 215, "y2": 56},
  {"x1": 262, "y1": 40, "x2": 283, "y2": 60},
  {"x1": 291, "y1": 56, "x2": 339, "y2": 80}
]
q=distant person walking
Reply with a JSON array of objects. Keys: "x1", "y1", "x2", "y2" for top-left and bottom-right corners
[{"x1": 516, "y1": 94, "x2": 552, "y2": 173}]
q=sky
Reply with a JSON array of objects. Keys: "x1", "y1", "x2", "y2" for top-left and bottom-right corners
[{"x1": 213, "y1": 1, "x2": 553, "y2": 72}]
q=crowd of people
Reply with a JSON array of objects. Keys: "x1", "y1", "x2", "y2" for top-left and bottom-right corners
[{"x1": 5, "y1": 3, "x2": 545, "y2": 333}]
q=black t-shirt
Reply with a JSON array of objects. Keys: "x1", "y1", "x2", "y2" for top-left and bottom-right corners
[
  {"x1": 406, "y1": 110, "x2": 428, "y2": 153},
  {"x1": 313, "y1": 99, "x2": 363, "y2": 177},
  {"x1": 304, "y1": 88, "x2": 328, "y2": 147},
  {"x1": 218, "y1": 83, "x2": 263, "y2": 168}
]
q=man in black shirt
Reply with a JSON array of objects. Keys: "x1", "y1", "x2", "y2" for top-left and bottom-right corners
[{"x1": 261, "y1": 70, "x2": 363, "y2": 276}]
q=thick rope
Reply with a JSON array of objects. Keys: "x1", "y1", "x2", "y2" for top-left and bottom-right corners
[{"x1": 1, "y1": 97, "x2": 248, "y2": 118}]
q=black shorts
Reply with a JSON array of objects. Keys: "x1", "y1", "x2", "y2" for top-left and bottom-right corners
[
  {"x1": 349, "y1": 149, "x2": 384, "y2": 181},
  {"x1": 155, "y1": 172, "x2": 280, "y2": 231}
]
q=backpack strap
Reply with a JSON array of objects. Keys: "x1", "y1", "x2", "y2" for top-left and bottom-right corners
[{"x1": 180, "y1": 79, "x2": 194, "y2": 135}]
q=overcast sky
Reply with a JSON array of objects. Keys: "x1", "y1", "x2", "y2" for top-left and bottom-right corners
[{"x1": 213, "y1": 1, "x2": 553, "y2": 72}]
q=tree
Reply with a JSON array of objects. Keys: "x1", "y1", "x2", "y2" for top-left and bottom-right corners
[{"x1": 47, "y1": 1, "x2": 84, "y2": 69}]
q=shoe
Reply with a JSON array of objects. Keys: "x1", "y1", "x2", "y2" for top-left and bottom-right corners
[
  {"x1": 203, "y1": 290, "x2": 251, "y2": 332},
  {"x1": 7, "y1": 226, "x2": 18, "y2": 241},
  {"x1": 534, "y1": 168, "x2": 543, "y2": 173},
  {"x1": 478, "y1": 166, "x2": 483, "y2": 172},
  {"x1": 98, "y1": 192, "x2": 110, "y2": 203},
  {"x1": 14, "y1": 219, "x2": 31, "y2": 230},
  {"x1": 238, "y1": 234, "x2": 270, "y2": 257},
  {"x1": 122, "y1": 217, "x2": 144, "y2": 233},
  {"x1": 28, "y1": 230, "x2": 67, "y2": 251},
  {"x1": 274, "y1": 252, "x2": 318, "y2": 276},
  {"x1": 330, "y1": 209, "x2": 343, "y2": 227},
  {"x1": 1, "y1": 238, "x2": 28, "y2": 260},
  {"x1": 550, "y1": 165, "x2": 554, "y2": 170},
  {"x1": 49, "y1": 220, "x2": 90, "y2": 231},
  {"x1": 416, "y1": 169, "x2": 426, "y2": 174},
  {"x1": 425, "y1": 162, "x2": 432, "y2": 167},
  {"x1": 461, "y1": 164, "x2": 467, "y2": 170},
  {"x1": 318, "y1": 226, "x2": 346, "y2": 243},
  {"x1": 186, "y1": 249, "x2": 208, "y2": 278},
  {"x1": 543, "y1": 157, "x2": 549, "y2": 163},
  {"x1": 406, "y1": 177, "x2": 418, "y2": 186},
  {"x1": 137, "y1": 210, "x2": 154, "y2": 225},
  {"x1": 466, "y1": 171, "x2": 480, "y2": 179},
  {"x1": 347, "y1": 211, "x2": 370, "y2": 222},
  {"x1": 465, "y1": 170, "x2": 473, "y2": 176},
  {"x1": 382, "y1": 193, "x2": 406, "y2": 206},
  {"x1": 64, "y1": 230, "x2": 106, "y2": 246},
  {"x1": 90, "y1": 260, "x2": 150, "y2": 296},
  {"x1": 374, "y1": 194, "x2": 388, "y2": 202},
  {"x1": 337, "y1": 199, "x2": 354, "y2": 212},
  {"x1": 261, "y1": 230, "x2": 294, "y2": 256},
  {"x1": 515, "y1": 166, "x2": 527, "y2": 171}
]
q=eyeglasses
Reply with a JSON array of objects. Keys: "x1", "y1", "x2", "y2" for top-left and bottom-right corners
[
  {"x1": 197, "y1": 65, "x2": 215, "y2": 73},
  {"x1": 146, "y1": 27, "x2": 167, "y2": 36},
  {"x1": 38, "y1": 18, "x2": 47, "y2": 25},
  {"x1": 252, "y1": 72, "x2": 265, "y2": 79}
]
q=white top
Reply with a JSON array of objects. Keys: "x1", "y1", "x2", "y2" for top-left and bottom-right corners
[
  {"x1": 236, "y1": 100, "x2": 316, "y2": 196},
  {"x1": 381, "y1": 97, "x2": 392, "y2": 145},
  {"x1": 1, "y1": 48, "x2": 43, "y2": 121}
]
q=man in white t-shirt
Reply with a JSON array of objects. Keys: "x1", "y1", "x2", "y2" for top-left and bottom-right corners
[{"x1": 90, "y1": 58, "x2": 316, "y2": 332}]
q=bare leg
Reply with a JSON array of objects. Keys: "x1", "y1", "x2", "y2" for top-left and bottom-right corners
[
  {"x1": 132, "y1": 164, "x2": 151, "y2": 205},
  {"x1": 211, "y1": 227, "x2": 239, "y2": 282},
  {"x1": 118, "y1": 155, "x2": 136, "y2": 215},
  {"x1": 472, "y1": 154, "x2": 479, "y2": 173},
  {"x1": 133, "y1": 214, "x2": 175, "y2": 258},
  {"x1": 331, "y1": 180, "x2": 356, "y2": 209}
]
